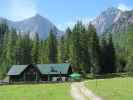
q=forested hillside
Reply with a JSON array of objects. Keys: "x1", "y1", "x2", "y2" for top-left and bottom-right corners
[{"x1": 0, "y1": 21, "x2": 123, "y2": 79}]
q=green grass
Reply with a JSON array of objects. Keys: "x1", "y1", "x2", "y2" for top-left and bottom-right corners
[
  {"x1": 85, "y1": 77, "x2": 133, "y2": 100},
  {"x1": 0, "y1": 83, "x2": 73, "y2": 100}
]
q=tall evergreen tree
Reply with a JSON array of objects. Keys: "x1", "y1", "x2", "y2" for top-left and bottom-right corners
[
  {"x1": 71, "y1": 22, "x2": 82, "y2": 70},
  {"x1": 58, "y1": 36, "x2": 66, "y2": 63},
  {"x1": 0, "y1": 28, "x2": 17, "y2": 77},
  {"x1": 106, "y1": 34, "x2": 116, "y2": 73},
  {"x1": 88, "y1": 23, "x2": 101, "y2": 74},
  {"x1": 0, "y1": 22, "x2": 9, "y2": 59},
  {"x1": 15, "y1": 33, "x2": 23, "y2": 64},
  {"x1": 38, "y1": 40, "x2": 48, "y2": 63},
  {"x1": 64, "y1": 27, "x2": 72, "y2": 62},
  {"x1": 100, "y1": 34, "x2": 116, "y2": 73},
  {"x1": 81, "y1": 26, "x2": 91, "y2": 72},
  {"x1": 31, "y1": 33, "x2": 39, "y2": 63},
  {"x1": 21, "y1": 34, "x2": 32, "y2": 64},
  {"x1": 47, "y1": 30, "x2": 57, "y2": 63},
  {"x1": 100, "y1": 37, "x2": 109, "y2": 73},
  {"x1": 126, "y1": 24, "x2": 133, "y2": 73}
]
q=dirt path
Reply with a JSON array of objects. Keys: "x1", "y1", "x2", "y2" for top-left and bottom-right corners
[{"x1": 70, "y1": 82, "x2": 102, "y2": 100}]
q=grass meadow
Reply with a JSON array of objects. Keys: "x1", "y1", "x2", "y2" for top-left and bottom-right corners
[
  {"x1": 85, "y1": 77, "x2": 133, "y2": 100},
  {"x1": 0, "y1": 83, "x2": 73, "y2": 100}
]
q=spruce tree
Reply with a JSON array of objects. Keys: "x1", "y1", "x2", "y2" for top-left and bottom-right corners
[
  {"x1": 88, "y1": 23, "x2": 101, "y2": 74},
  {"x1": 1, "y1": 28, "x2": 17, "y2": 77},
  {"x1": 47, "y1": 30, "x2": 57, "y2": 63},
  {"x1": 100, "y1": 34, "x2": 116, "y2": 73},
  {"x1": 31, "y1": 33, "x2": 39, "y2": 63},
  {"x1": 71, "y1": 22, "x2": 82, "y2": 70},
  {"x1": 15, "y1": 33, "x2": 23, "y2": 64},
  {"x1": 64, "y1": 27, "x2": 72, "y2": 62},
  {"x1": 58, "y1": 36, "x2": 66, "y2": 63},
  {"x1": 0, "y1": 22, "x2": 9, "y2": 60},
  {"x1": 126, "y1": 24, "x2": 133, "y2": 73},
  {"x1": 107, "y1": 34, "x2": 116, "y2": 73},
  {"x1": 100, "y1": 37, "x2": 108, "y2": 73},
  {"x1": 82, "y1": 25, "x2": 91, "y2": 72},
  {"x1": 21, "y1": 34, "x2": 32, "y2": 64},
  {"x1": 38, "y1": 40, "x2": 48, "y2": 63}
]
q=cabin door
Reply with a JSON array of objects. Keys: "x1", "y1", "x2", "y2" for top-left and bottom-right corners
[{"x1": 25, "y1": 66, "x2": 38, "y2": 81}]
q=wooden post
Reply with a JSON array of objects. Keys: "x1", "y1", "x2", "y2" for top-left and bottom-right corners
[
  {"x1": 48, "y1": 75, "x2": 49, "y2": 81},
  {"x1": 48, "y1": 72, "x2": 50, "y2": 81},
  {"x1": 36, "y1": 72, "x2": 37, "y2": 82},
  {"x1": 23, "y1": 72, "x2": 25, "y2": 82}
]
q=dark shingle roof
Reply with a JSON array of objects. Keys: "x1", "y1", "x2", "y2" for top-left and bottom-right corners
[
  {"x1": 7, "y1": 63, "x2": 71, "y2": 75},
  {"x1": 7, "y1": 65, "x2": 28, "y2": 75}
]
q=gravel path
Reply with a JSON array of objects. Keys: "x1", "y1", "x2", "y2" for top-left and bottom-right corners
[
  {"x1": 71, "y1": 82, "x2": 85, "y2": 100},
  {"x1": 71, "y1": 82, "x2": 102, "y2": 100}
]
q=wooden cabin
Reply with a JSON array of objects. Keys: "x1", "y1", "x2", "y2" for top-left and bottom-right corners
[{"x1": 7, "y1": 63, "x2": 72, "y2": 83}]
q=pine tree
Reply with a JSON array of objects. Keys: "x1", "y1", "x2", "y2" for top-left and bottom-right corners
[
  {"x1": 0, "y1": 22, "x2": 9, "y2": 60},
  {"x1": 47, "y1": 30, "x2": 57, "y2": 63},
  {"x1": 64, "y1": 27, "x2": 72, "y2": 62},
  {"x1": 88, "y1": 23, "x2": 101, "y2": 74},
  {"x1": 58, "y1": 36, "x2": 66, "y2": 63},
  {"x1": 71, "y1": 22, "x2": 82, "y2": 70},
  {"x1": 38, "y1": 40, "x2": 48, "y2": 63},
  {"x1": 0, "y1": 30, "x2": 9, "y2": 78},
  {"x1": 15, "y1": 33, "x2": 23, "y2": 64},
  {"x1": 81, "y1": 25, "x2": 91, "y2": 72},
  {"x1": 126, "y1": 24, "x2": 133, "y2": 73},
  {"x1": 107, "y1": 34, "x2": 116, "y2": 73},
  {"x1": 31, "y1": 33, "x2": 39, "y2": 63},
  {"x1": 21, "y1": 34, "x2": 32, "y2": 64},
  {"x1": 1, "y1": 28, "x2": 17, "y2": 77},
  {"x1": 100, "y1": 37, "x2": 108, "y2": 73},
  {"x1": 100, "y1": 34, "x2": 116, "y2": 73}
]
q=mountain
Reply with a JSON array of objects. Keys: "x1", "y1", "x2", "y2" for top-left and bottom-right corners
[
  {"x1": 92, "y1": 7, "x2": 123, "y2": 34},
  {"x1": 0, "y1": 7, "x2": 133, "y2": 39},
  {"x1": 0, "y1": 14, "x2": 62, "y2": 39},
  {"x1": 92, "y1": 7, "x2": 133, "y2": 35},
  {"x1": 91, "y1": 7, "x2": 133, "y2": 48},
  {"x1": 106, "y1": 10, "x2": 133, "y2": 33}
]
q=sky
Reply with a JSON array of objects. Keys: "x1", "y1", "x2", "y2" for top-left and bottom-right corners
[{"x1": 0, "y1": 0, "x2": 133, "y2": 30}]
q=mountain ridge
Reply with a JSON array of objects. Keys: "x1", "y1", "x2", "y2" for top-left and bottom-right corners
[
  {"x1": 0, "y1": 14, "x2": 62, "y2": 39},
  {"x1": 92, "y1": 7, "x2": 133, "y2": 34},
  {"x1": 0, "y1": 7, "x2": 133, "y2": 39},
  {"x1": 92, "y1": 7, "x2": 123, "y2": 34}
]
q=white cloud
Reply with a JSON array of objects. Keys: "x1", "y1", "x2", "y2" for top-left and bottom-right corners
[
  {"x1": 9, "y1": 0, "x2": 37, "y2": 21},
  {"x1": 117, "y1": 4, "x2": 133, "y2": 11},
  {"x1": 57, "y1": 17, "x2": 93, "y2": 31}
]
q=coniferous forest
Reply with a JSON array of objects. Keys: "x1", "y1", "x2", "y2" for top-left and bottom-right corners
[{"x1": 0, "y1": 21, "x2": 133, "y2": 79}]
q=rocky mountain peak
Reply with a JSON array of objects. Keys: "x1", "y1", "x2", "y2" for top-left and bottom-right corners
[{"x1": 92, "y1": 7, "x2": 123, "y2": 34}]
